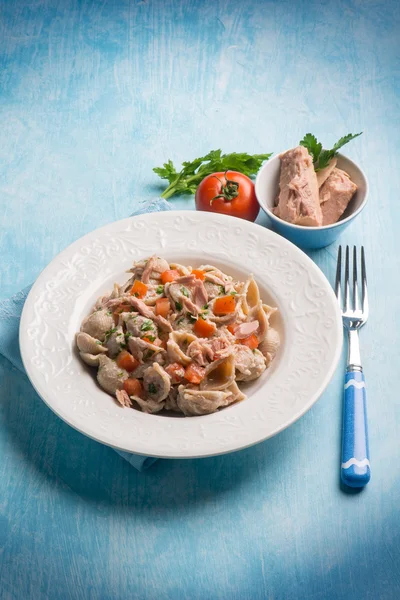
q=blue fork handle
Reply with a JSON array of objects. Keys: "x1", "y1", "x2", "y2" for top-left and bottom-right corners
[{"x1": 341, "y1": 371, "x2": 370, "y2": 488}]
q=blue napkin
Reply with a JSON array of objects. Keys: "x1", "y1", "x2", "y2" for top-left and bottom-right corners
[{"x1": 0, "y1": 198, "x2": 172, "y2": 471}]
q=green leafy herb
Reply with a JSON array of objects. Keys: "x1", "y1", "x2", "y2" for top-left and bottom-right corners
[
  {"x1": 156, "y1": 285, "x2": 164, "y2": 294},
  {"x1": 230, "y1": 291, "x2": 237, "y2": 296},
  {"x1": 140, "y1": 319, "x2": 154, "y2": 332},
  {"x1": 148, "y1": 383, "x2": 158, "y2": 394},
  {"x1": 153, "y1": 149, "x2": 273, "y2": 199},
  {"x1": 118, "y1": 371, "x2": 124, "y2": 377},
  {"x1": 299, "y1": 133, "x2": 322, "y2": 162},
  {"x1": 176, "y1": 317, "x2": 185, "y2": 325},
  {"x1": 218, "y1": 285, "x2": 225, "y2": 295},
  {"x1": 175, "y1": 301, "x2": 183, "y2": 312},
  {"x1": 125, "y1": 331, "x2": 132, "y2": 339},
  {"x1": 299, "y1": 132, "x2": 363, "y2": 171},
  {"x1": 145, "y1": 335, "x2": 156, "y2": 342},
  {"x1": 134, "y1": 292, "x2": 140, "y2": 298},
  {"x1": 104, "y1": 327, "x2": 117, "y2": 341},
  {"x1": 181, "y1": 287, "x2": 189, "y2": 297},
  {"x1": 95, "y1": 340, "x2": 103, "y2": 345},
  {"x1": 106, "y1": 310, "x2": 112, "y2": 316},
  {"x1": 188, "y1": 314, "x2": 197, "y2": 321},
  {"x1": 202, "y1": 303, "x2": 209, "y2": 310}
]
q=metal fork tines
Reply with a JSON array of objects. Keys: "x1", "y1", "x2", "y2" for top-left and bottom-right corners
[{"x1": 335, "y1": 245, "x2": 369, "y2": 372}]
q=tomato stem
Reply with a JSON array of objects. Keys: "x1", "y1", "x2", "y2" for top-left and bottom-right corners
[{"x1": 210, "y1": 172, "x2": 239, "y2": 205}]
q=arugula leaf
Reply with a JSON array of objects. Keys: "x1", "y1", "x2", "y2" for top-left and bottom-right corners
[
  {"x1": 153, "y1": 150, "x2": 272, "y2": 199},
  {"x1": 299, "y1": 133, "x2": 322, "y2": 162}
]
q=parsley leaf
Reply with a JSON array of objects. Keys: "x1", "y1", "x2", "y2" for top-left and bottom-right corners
[
  {"x1": 148, "y1": 383, "x2": 158, "y2": 394},
  {"x1": 156, "y1": 285, "x2": 164, "y2": 294},
  {"x1": 154, "y1": 150, "x2": 273, "y2": 199},
  {"x1": 175, "y1": 301, "x2": 183, "y2": 312},
  {"x1": 299, "y1": 133, "x2": 322, "y2": 162},
  {"x1": 145, "y1": 335, "x2": 156, "y2": 342},
  {"x1": 181, "y1": 287, "x2": 189, "y2": 297},
  {"x1": 300, "y1": 132, "x2": 362, "y2": 171},
  {"x1": 230, "y1": 291, "x2": 237, "y2": 296},
  {"x1": 140, "y1": 319, "x2": 154, "y2": 332},
  {"x1": 143, "y1": 349, "x2": 155, "y2": 361},
  {"x1": 218, "y1": 285, "x2": 225, "y2": 295},
  {"x1": 104, "y1": 327, "x2": 117, "y2": 341}
]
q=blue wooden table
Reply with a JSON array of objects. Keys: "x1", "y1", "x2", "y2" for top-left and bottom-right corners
[{"x1": 1, "y1": 1, "x2": 399, "y2": 598}]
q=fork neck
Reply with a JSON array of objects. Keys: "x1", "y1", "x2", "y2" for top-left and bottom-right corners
[{"x1": 347, "y1": 329, "x2": 363, "y2": 372}]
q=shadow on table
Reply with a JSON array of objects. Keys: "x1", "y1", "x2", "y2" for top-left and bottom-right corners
[{"x1": 1, "y1": 357, "x2": 300, "y2": 518}]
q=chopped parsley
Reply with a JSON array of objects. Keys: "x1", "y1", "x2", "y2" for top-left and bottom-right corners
[
  {"x1": 143, "y1": 349, "x2": 155, "y2": 361},
  {"x1": 218, "y1": 285, "x2": 225, "y2": 295},
  {"x1": 145, "y1": 335, "x2": 156, "y2": 342},
  {"x1": 202, "y1": 303, "x2": 209, "y2": 310},
  {"x1": 181, "y1": 286, "x2": 189, "y2": 297},
  {"x1": 156, "y1": 285, "x2": 164, "y2": 294},
  {"x1": 117, "y1": 371, "x2": 124, "y2": 377},
  {"x1": 148, "y1": 383, "x2": 158, "y2": 394},
  {"x1": 176, "y1": 317, "x2": 185, "y2": 325},
  {"x1": 104, "y1": 327, "x2": 117, "y2": 341},
  {"x1": 175, "y1": 301, "x2": 183, "y2": 311},
  {"x1": 140, "y1": 319, "x2": 154, "y2": 332},
  {"x1": 188, "y1": 313, "x2": 197, "y2": 321},
  {"x1": 106, "y1": 310, "x2": 112, "y2": 315},
  {"x1": 95, "y1": 340, "x2": 103, "y2": 345},
  {"x1": 230, "y1": 291, "x2": 237, "y2": 296},
  {"x1": 125, "y1": 331, "x2": 132, "y2": 339}
]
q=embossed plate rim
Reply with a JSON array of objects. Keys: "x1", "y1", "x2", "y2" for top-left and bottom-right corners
[{"x1": 20, "y1": 211, "x2": 342, "y2": 458}]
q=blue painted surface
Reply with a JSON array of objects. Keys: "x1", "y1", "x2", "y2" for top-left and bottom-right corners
[
  {"x1": 341, "y1": 371, "x2": 370, "y2": 488},
  {"x1": 1, "y1": 1, "x2": 400, "y2": 599}
]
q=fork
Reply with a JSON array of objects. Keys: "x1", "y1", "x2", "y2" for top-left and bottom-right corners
[{"x1": 335, "y1": 245, "x2": 370, "y2": 488}]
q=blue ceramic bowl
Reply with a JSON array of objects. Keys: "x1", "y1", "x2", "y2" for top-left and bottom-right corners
[{"x1": 255, "y1": 152, "x2": 369, "y2": 249}]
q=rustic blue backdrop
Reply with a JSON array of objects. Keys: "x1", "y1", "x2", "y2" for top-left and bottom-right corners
[{"x1": 1, "y1": 1, "x2": 399, "y2": 598}]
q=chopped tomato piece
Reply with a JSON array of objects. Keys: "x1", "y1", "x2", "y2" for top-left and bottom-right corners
[
  {"x1": 155, "y1": 297, "x2": 171, "y2": 318},
  {"x1": 184, "y1": 363, "x2": 206, "y2": 384},
  {"x1": 227, "y1": 324, "x2": 236, "y2": 335},
  {"x1": 191, "y1": 269, "x2": 205, "y2": 281},
  {"x1": 213, "y1": 295, "x2": 236, "y2": 315},
  {"x1": 129, "y1": 279, "x2": 148, "y2": 299},
  {"x1": 123, "y1": 378, "x2": 143, "y2": 397},
  {"x1": 160, "y1": 269, "x2": 180, "y2": 284},
  {"x1": 165, "y1": 362, "x2": 185, "y2": 384},
  {"x1": 116, "y1": 351, "x2": 139, "y2": 372},
  {"x1": 193, "y1": 318, "x2": 215, "y2": 338},
  {"x1": 240, "y1": 334, "x2": 259, "y2": 350}
]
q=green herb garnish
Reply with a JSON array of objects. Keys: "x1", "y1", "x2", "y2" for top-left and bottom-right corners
[
  {"x1": 176, "y1": 317, "x2": 185, "y2": 325},
  {"x1": 148, "y1": 383, "x2": 158, "y2": 394},
  {"x1": 230, "y1": 291, "x2": 237, "y2": 296},
  {"x1": 145, "y1": 335, "x2": 156, "y2": 342},
  {"x1": 95, "y1": 340, "x2": 103, "y2": 345},
  {"x1": 140, "y1": 319, "x2": 154, "y2": 332},
  {"x1": 188, "y1": 314, "x2": 197, "y2": 321},
  {"x1": 104, "y1": 327, "x2": 117, "y2": 341},
  {"x1": 300, "y1": 132, "x2": 362, "y2": 171},
  {"x1": 181, "y1": 287, "x2": 189, "y2": 297},
  {"x1": 175, "y1": 301, "x2": 183, "y2": 311},
  {"x1": 202, "y1": 304, "x2": 209, "y2": 310},
  {"x1": 156, "y1": 285, "x2": 164, "y2": 294},
  {"x1": 117, "y1": 371, "x2": 124, "y2": 377},
  {"x1": 218, "y1": 285, "x2": 225, "y2": 295},
  {"x1": 153, "y1": 150, "x2": 273, "y2": 199}
]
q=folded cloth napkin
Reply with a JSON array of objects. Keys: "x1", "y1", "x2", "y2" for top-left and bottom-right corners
[{"x1": 0, "y1": 198, "x2": 172, "y2": 471}]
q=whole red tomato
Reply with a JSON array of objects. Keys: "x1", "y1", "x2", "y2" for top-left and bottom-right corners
[{"x1": 195, "y1": 171, "x2": 259, "y2": 222}]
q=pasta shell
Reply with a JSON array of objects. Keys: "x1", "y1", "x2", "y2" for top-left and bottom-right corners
[
  {"x1": 76, "y1": 332, "x2": 108, "y2": 354},
  {"x1": 143, "y1": 363, "x2": 171, "y2": 402},
  {"x1": 167, "y1": 331, "x2": 197, "y2": 365},
  {"x1": 200, "y1": 353, "x2": 235, "y2": 391},
  {"x1": 177, "y1": 386, "x2": 232, "y2": 416},
  {"x1": 80, "y1": 309, "x2": 114, "y2": 341},
  {"x1": 97, "y1": 355, "x2": 128, "y2": 395},
  {"x1": 242, "y1": 276, "x2": 260, "y2": 315},
  {"x1": 258, "y1": 328, "x2": 280, "y2": 359},
  {"x1": 79, "y1": 352, "x2": 102, "y2": 367}
]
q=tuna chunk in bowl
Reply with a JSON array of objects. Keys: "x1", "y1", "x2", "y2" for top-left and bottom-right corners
[{"x1": 255, "y1": 151, "x2": 368, "y2": 249}]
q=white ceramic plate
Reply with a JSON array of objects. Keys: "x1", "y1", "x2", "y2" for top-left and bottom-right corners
[{"x1": 20, "y1": 211, "x2": 342, "y2": 458}]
